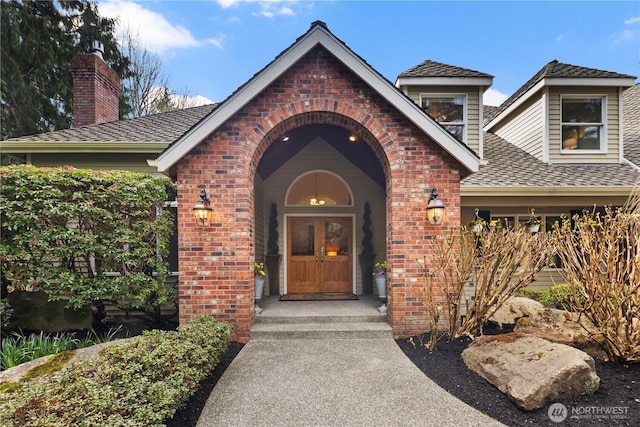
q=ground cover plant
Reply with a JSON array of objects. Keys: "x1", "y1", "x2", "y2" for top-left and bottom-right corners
[
  {"x1": 0, "y1": 327, "x2": 123, "y2": 370},
  {"x1": 0, "y1": 315, "x2": 231, "y2": 427}
]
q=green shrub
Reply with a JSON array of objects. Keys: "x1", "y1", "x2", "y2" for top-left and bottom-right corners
[
  {"x1": 0, "y1": 165, "x2": 175, "y2": 314},
  {"x1": 516, "y1": 284, "x2": 577, "y2": 309},
  {"x1": 0, "y1": 316, "x2": 231, "y2": 426}
]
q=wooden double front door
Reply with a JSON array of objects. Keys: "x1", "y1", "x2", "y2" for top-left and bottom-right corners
[{"x1": 287, "y1": 217, "x2": 353, "y2": 293}]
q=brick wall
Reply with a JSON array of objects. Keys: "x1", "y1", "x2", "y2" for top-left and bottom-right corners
[
  {"x1": 70, "y1": 54, "x2": 121, "y2": 127},
  {"x1": 176, "y1": 46, "x2": 462, "y2": 341}
]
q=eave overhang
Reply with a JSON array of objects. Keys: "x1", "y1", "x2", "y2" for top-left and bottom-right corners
[
  {"x1": 157, "y1": 23, "x2": 479, "y2": 174},
  {"x1": 1, "y1": 141, "x2": 169, "y2": 153}
]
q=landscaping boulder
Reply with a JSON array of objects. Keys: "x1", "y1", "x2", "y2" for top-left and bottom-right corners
[
  {"x1": 489, "y1": 296, "x2": 543, "y2": 326},
  {"x1": 6, "y1": 290, "x2": 93, "y2": 333},
  {"x1": 514, "y1": 307, "x2": 602, "y2": 355},
  {"x1": 462, "y1": 333, "x2": 600, "y2": 411}
]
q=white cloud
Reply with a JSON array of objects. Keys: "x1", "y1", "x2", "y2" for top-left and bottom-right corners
[
  {"x1": 483, "y1": 88, "x2": 508, "y2": 107},
  {"x1": 217, "y1": 0, "x2": 299, "y2": 18},
  {"x1": 99, "y1": 1, "x2": 224, "y2": 54},
  {"x1": 624, "y1": 16, "x2": 640, "y2": 25},
  {"x1": 610, "y1": 29, "x2": 635, "y2": 45},
  {"x1": 556, "y1": 33, "x2": 568, "y2": 43}
]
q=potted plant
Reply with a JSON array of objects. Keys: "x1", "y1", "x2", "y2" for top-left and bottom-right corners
[
  {"x1": 254, "y1": 262, "x2": 266, "y2": 301},
  {"x1": 469, "y1": 208, "x2": 486, "y2": 233},
  {"x1": 525, "y1": 218, "x2": 542, "y2": 233},
  {"x1": 524, "y1": 208, "x2": 541, "y2": 233},
  {"x1": 373, "y1": 260, "x2": 387, "y2": 300},
  {"x1": 265, "y1": 202, "x2": 281, "y2": 295},
  {"x1": 359, "y1": 202, "x2": 376, "y2": 294}
]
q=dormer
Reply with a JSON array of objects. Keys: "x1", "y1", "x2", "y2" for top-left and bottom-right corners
[
  {"x1": 395, "y1": 60, "x2": 494, "y2": 157},
  {"x1": 484, "y1": 60, "x2": 636, "y2": 165}
]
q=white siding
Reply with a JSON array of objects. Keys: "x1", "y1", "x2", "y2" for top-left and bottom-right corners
[
  {"x1": 548, "y1": 87, "x2": 620, "y2": 164},
  {"x1": 493, "y1": 96, "x2": 545, "y2": 160},
  {"x1": 260, "y1": 138, "x2": 386, "y2": 295}
]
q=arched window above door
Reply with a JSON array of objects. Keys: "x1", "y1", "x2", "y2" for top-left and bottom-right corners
[{"x1": 286, "y1": 170, "x2": 353, "y2": 206}]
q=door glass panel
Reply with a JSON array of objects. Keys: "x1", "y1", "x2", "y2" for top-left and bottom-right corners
[
  {"x1": 325, "y1": 221, "x2": 348, "y2": 256},
  {"x1": 291, "y1": 221, "x2": 315, "y2": 256}
]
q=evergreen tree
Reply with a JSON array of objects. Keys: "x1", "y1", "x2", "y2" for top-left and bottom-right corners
[{"x1": 0, "y1": 0, "x2": 129, "y2": 140}]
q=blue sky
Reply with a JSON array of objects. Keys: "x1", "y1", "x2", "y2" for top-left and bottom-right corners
[{"x1": 98, "y1": 0, "x2": 640, "y2": 106}]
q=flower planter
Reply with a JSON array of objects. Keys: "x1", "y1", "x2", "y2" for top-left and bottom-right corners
[
  {"x1": 374, "y1": 275, "x2": 387, "y2": 300},
  {"x1": 254, "y1": 275, "x2": 265, "y2": 300},
  {"x1": 526, "y1": 223, "x2": 540, "y2": 233}
]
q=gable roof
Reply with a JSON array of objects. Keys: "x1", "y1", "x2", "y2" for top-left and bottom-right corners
[
  {"x1": 485, "y1": 60, "x2": 637, "y2": 130},
  {"x1": 156, "y1": 21, "x2": 479, "y2": 174},
  {"x1": 3, "y1": 104, "x2": 217, "y2": 153},
  {"x1": 623, "y1": 83, "x2": 640, "y2": 168},
  {"x1": 395, "y1": 60, "x2": 493, "y2": 87},
  {"x1": 461, "y1": 132, "x2": 640, "y2": 196}
]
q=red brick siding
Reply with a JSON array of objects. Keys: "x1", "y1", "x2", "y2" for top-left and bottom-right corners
[
  {"x1": 70, "y1": 54, "x2": 121, "y2": 127},
  {"x1": 176, "y1": 46, "x2": 462, "y2": 341}
]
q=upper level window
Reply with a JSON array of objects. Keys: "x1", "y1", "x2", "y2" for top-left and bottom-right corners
[
  {"x1": 561, "y1": 96, "x2": 605, "y2": 151},
  {"x1": 420, "y1": 94, "x2": 466, "y2": 143}
]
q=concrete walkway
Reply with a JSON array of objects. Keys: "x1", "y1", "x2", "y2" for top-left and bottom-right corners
[{"x1": 196, "y1": 336, "x2": 505, "y2": 427}]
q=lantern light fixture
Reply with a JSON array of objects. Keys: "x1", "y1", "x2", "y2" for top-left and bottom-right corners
[
  {"x1": 193, "y1": 189, "x2": 213, "y2": 227},
  {"x1": 426, "y1": 188, "x2": 445, "y2": 225}
]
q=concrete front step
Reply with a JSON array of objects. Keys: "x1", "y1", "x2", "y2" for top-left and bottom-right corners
[
  {"x1": 255, "y1": 314, "x2": 387, "y2": 324},
  {"x1": 250, "y1": 321, "x2": 393, "y2": 340}
]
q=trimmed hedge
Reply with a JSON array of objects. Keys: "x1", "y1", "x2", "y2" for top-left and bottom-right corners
[
  {"x1": 0, "y1": 316, "x2": 232, "y2": 426},
  {"x1": 0, "y1": 165, "x2": 175, "y2": 312}
]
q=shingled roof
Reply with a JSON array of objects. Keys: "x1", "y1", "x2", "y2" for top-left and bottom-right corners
[
  {"x1": 7, "y1": 104, "x2": 217, "y2": 144},
  {"x1": 485, "y1": 60, "x2": 636, "y2": 125},
  {"x1": 624, "y1": 84, "x2": 640, "y2": 168},
  {"x1": 397, "y1": 60, "x2": 493, "y2": 79},
  {"x1": 461, "y1": 132, "x2": 640, "y2": 193}
]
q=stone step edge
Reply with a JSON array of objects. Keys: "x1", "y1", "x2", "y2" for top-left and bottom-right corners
[{"x1": 254, "y1": 315, "x2": 387, "y2": 324}]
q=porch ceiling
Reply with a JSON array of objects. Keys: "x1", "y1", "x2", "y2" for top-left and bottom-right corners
[{"x1": 257, "y1": 124, "x2": 386, "y2": 187}]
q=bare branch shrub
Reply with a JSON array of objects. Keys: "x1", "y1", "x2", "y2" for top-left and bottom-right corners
[
  {"x1": 430, "y1": 225, "x2": 553, "y2": 340},
  {"x1": 551, "y1": 198, "x2": 640, "y2": 363}
]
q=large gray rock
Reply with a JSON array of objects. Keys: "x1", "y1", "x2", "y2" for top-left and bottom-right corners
[
  {"x1": 489, "y1": 296, "x2": 544, "y2": 326},
  {"x1": 462, "y1": 333, "x2": 600, "y2": 411},
  {"x1": 6, "y1": 290, "x2": 93, "y2": 332}
]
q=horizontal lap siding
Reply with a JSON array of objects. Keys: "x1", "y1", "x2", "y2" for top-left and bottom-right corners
[{"x1": 494, "y1": 96, "x2": 544, "y2": 160}]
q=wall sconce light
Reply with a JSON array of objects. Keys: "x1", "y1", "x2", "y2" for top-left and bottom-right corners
[
  {"x1": 193, "y1": 189, "x2": 213, "y2": 227},
  {"x1": 426, "y1": 188, "x2": 445, "y2": 225}
]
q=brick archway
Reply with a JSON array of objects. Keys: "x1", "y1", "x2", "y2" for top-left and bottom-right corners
[{"x1": 176, "y1": 46, "x2": 462, "y2": 342}]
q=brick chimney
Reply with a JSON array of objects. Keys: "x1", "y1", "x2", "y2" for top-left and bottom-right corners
[{"x1": 70, "y1": 41, "x2": 121, "y2": 127}]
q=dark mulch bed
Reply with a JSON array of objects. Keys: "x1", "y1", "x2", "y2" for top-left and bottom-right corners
[
  {"x1": 165, "y1": 342, "x2": 244, "y2": 427},
  {"x1": 396, "y1": 328, "x2": 639, "y2": 427}
]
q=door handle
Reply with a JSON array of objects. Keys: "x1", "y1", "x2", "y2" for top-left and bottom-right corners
[{"x1": 315, "y1": 256, "x2": 319, "y2": 264}]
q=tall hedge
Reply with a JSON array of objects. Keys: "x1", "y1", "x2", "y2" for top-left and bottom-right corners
[{"x1": 0, "y1": 165, "x2": 175, "y2": 314}]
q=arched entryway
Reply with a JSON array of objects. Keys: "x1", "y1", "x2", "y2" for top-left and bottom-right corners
[{"x1": 252, "y1": 116, "x2": 389, "y2": 300}]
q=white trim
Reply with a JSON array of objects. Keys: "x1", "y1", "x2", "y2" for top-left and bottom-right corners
[
  {"x1": 559, "y1": 94, "x2": 607, "y2": 154},
  {"x1": 418, "y1": 93, "x2": 468, "y2": 145},
  {"x1": 395, "y1": 76, "x2": 493, "y2": 87},
  {"x1": 283, "y1": 213, "x2": 357, "y2": 295},
  {"x1": 157, "y1": 24, "x2": 479, "y2": 173},
  {"x1": 542, "y1": 88, "x2": 549, "y2": 164},
  {"x1": 478, "y1": 87, "x2": 484, "y2": 159},
  {"x1": 284, "y1": 169, "x2": 354, "y2": 207},
  {"x1": 619, "y1": 87, "x2": 624, "y2": 164}
]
